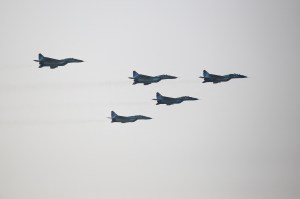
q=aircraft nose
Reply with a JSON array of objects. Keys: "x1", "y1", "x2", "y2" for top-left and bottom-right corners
[
  {"x1": 140, "y1": 116, "x2": 152, "y2": 120},
  {"x1": 235, "y1": 74, "x2": 247, "y2": 78},
  {"x1": 188, "y1": 97, "x2": 199, "y2": 101},
  {"x1": 71, "y1": 58, "x2": 84, "y2": 63},
  {"x1": 162, "y1": 75, "x2": 177, "y2": 79},
  {"x1": 167, "y1": 75, "x2": 177, "y2": 79}
]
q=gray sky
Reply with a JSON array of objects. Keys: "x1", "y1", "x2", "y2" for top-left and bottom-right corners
[{"x1": 0, "y1": 0, "x2": 299, "y2": 199}]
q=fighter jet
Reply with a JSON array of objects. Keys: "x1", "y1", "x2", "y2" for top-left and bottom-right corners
[
  {"x1": 108, "y1": 111, "x2": 152, "y2": 123},
  {"x1": 129, "y1": 71, "x2": 177, "y2": 85},
  {"x1": 199, "y1": 70, "x2": 247, "y2": 83},
  {"x1": 34, "y1": 53, "x2": 83, "y2": 69},
  {"x1": 152, "y1": 92, "x2": 198, "y2": 105}
]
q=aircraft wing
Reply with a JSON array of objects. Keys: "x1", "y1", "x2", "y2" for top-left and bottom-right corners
[{"x1": 50, "y1": 66, "x2": 58, "y2": 69}]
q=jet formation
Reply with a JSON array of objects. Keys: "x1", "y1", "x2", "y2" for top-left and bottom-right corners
[
  {"x1": 34, "y1": 53, "x2": 83, "y2": 69},
  {"x1": 109, "y1": 111, "x2": 152, "y2": 123},
  {"x1": 152, "y1": 92, "x2": 198, "y2": 105},
  {"x1": 200, "y1": 70, "x2": 247, "y2": 83},
  {"x1": 129, "y1": 71, "x2": 177, "y2": 85},
  {"x1": 33, "y1": 53, "x2": 246, "y2": 123}
]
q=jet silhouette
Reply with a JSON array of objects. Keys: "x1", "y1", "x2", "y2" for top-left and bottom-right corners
[
  {"x1": 152, "y1": 92, "x2": 198, "y2": 105},
  {"x1": 108, "y1": 111, "x2": 152, "y2": 123},
  {"x1": 34, "y1": 53, "x2": 83, "y2": 69},
  {"x1": 129, "y1": 71, "x2": 177, "y2": 85},
  {"x1": 200, "y1": 70, "x2": 247, "y2": 83}
]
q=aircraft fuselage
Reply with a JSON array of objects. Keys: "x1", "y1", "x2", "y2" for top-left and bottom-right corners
[
  {"x1": 133, "y1": 75, "x2": 161, "y2": 85},
  {"x1": 112, "y1": 116, "x2": 138, "y2": 123}
]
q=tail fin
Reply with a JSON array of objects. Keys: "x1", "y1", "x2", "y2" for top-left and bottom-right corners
[
  {"x1": 156, "y1": 92, "x2": 163, "y2": 99},
  {"x1": 200, "y1": 70, "x2": 209, "y2": 78},
  {"x1": 129, "y1": 70, "x2": 138, "y2": 79},
  {"x1": 39, "y1": 53, "x2": 44, "y2": 61},
  {"x1": 111, "y1": 111, "x2": 118, "y2": 118},
  {"x1": 133, "y1": 71, "x2": 139, "y2": 78},
  {"x1": 34, "y1": 53, "x2": 44, "y2": 62},
  {"x1": 152, "y1": 92, "x2": 162, "y2": 100},
  {"x1": 203, "y1": 70, "x2": 210, "y2": 78}
]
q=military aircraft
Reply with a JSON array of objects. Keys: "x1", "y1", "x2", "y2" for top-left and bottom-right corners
[
  {"x1": 152, "y1": 92, "x2": 198, "y2": 105},
  {"x1": 199, "y1": 70, "x2": 247, "y2": 83},
  {"x1": 129, "y1": 71, "x2": 177, "y2": 85},
  {"x1": 108, "y1": 111, "x2": 152, "y2": 123},
  {"x1": 34, "y1": 53, "x2": 83, "y2": 69}
]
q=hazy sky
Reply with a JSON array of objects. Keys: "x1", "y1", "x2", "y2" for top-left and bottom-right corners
[{"x1": 0, "y1": 0, "x2": 299, "y2": 199}]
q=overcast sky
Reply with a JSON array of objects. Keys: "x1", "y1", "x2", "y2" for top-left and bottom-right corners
[{"x1": 0, "y1": 0, "x2": 299, "y2": 199}]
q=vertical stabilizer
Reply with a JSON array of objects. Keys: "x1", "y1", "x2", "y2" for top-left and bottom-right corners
[
  {"x1": 203, "y1": 70, "x2": 210, "y2": 78},
  {"x1": 39, "y1": 53, "x2": 44, "y2": 61},
  {"x1": 156, "y1": 92, "x2": 163, "y2": 100},
  {"x1": 133, "y1": 71, "x2": 139, "y2": 78},
  {"x1": 111, "y1": 111, "x2": 118, "y2": 118}
]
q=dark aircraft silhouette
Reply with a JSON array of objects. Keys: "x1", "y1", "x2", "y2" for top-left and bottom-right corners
[
  {"x1": 129, "y1": 71, "x2": 177, "y2": 85},
  {"x1": 108, "y1": 111, "x2": 152, "y2": 123},
  {"x1": 34, "y1": 53, "x2": 83, "y2": 69},
  {"x1": 152, "y1": 92, "x2": 198, "y2": 105},
  {"x1": 200, "y1": 70, "x2": 247, "y2": 83}
]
